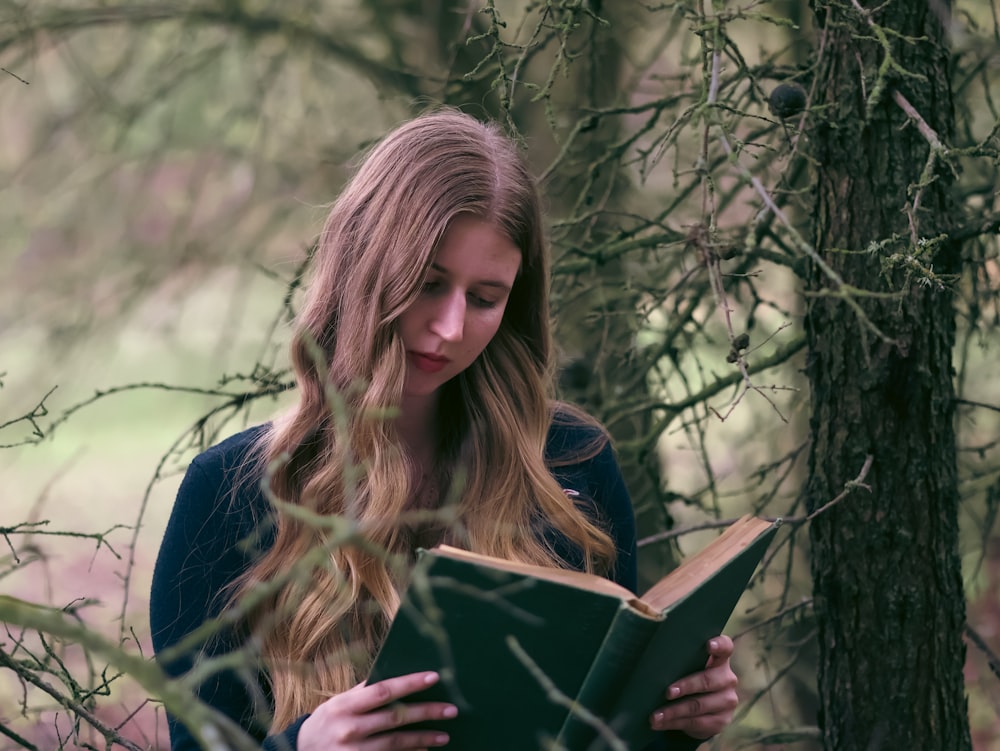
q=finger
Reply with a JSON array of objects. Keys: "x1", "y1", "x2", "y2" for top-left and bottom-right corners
[
  {"x1": 705, "y1": 635, "x2": 734, "y2": 667},
  {"x1": 651, "y1": 686, "x2": 739, "y2": 727},
  {"x1": 341, "y1": 672, "x2": 442, "y2": 714},
  {"x1": 360, "y1": 729, "x2": 450, "y2": 750},
  {"x1": 666, "y1": 661, "x2": 737, "y2": 701},
  {"x1": 352, "y1": 701, "x2": 458, "y2": 738}
]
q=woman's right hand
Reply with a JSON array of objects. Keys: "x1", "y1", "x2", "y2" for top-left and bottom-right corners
[{"x1": 298, "y1": 671, "x2": 457, "y2": 750}]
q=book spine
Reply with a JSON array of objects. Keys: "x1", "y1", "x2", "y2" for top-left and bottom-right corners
[{"x1": 557, "y1": 604, "x2": 660, "y2": 750}]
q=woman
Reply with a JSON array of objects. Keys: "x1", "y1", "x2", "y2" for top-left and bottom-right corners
[{"x1": 150, "y1": 110, "x2": 739, "y2": 751}]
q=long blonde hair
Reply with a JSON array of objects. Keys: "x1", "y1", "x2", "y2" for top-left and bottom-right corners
[{"x1": 231, "y1": 109, "x2": 616, "y2": 729}]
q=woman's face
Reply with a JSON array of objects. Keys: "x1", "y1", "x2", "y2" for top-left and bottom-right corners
[{"x1": 398, "y1": 215, "x2": 522, "y2": 402}]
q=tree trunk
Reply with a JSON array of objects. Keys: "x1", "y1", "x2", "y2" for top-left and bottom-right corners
[{"x1": 804, "y1": 1, "x2": 971, "y2": 749}]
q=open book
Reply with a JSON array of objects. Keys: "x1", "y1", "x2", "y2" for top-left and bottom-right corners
[{"x1": 369, "y1": 514, "x2": 779, "y2": 751}]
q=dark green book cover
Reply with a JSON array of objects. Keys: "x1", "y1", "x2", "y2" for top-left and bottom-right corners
[
  {"x1": 367, "y1": 554, "x2": 631, "y2": 749},
  {"x1": 560, "y1": 520, "x2": 779, "y2": 750},
  {"x1": 368, "y1": 516, "x2": 778, "y2": 751}
]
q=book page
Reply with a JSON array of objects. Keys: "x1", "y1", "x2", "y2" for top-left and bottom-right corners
[
  {"x1": 639, "y1": 516, "x2": 776, "y2": 612},
  {"x1": 429, "y1": 544, "x2": 635, "y2": 601}
]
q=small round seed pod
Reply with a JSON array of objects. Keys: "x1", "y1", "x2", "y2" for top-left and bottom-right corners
[{"x1": 767, "y1": 83, "x2": 807, "y2": 119}]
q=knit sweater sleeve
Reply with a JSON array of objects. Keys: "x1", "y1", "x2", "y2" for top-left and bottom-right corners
[{"x1": 149, "y1": 427, "x2": 309, "y2": 751}]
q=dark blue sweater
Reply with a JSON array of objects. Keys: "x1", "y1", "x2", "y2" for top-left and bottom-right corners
[{"x1": 149, "y1": 419, "x2": 698, "y2": 750}]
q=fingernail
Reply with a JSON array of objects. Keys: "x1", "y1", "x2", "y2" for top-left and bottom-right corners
[
  {"x1": 434, "y1": 733, "x2": 450, "y2": 745},
  {"x1": 668, "y1": 685, "x2": 680, "y2": 699},
  {"x1": 424, "y1": 672, "x2": 440, "y2": 684},
  {"x1": 709, "y1": 639, "x2": 719, "y2": 651},
  {"x1": 651, "y1": 710, "x2": 665, "y2": 729},
  {"x1": 442, "y1": 705, "x2": 458, "y2": 718}
]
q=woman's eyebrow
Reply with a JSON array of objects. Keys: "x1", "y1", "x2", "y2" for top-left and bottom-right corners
[{"x1": 429, "y1": 263, "x2": 513, "y2": 291}]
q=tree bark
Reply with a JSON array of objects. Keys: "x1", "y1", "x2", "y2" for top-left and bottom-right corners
[{"x1": 804, "y1": 1, "x2": 971, "y2": 749}]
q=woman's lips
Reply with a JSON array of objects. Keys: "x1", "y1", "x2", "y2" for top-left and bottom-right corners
[{"x1": 409, "y1": 351, "x2": 450, "y2": 374}]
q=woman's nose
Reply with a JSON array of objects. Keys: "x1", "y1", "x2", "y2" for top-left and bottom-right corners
[{"x1": 429, "y1": 292, "x2": 465, "y2": 341}]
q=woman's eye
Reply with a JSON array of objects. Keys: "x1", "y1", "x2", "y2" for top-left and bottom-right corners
[
  {"x1": 469, "y1": 294, "x2": 499, "y2": 309},
  {"x1": 421, "y1": 280, "x2": 442, "y2": 294}
]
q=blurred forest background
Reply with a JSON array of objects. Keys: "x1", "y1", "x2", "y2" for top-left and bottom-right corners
[{"x1": 1, "y1": 0, "x2": 999, "y2": 749}]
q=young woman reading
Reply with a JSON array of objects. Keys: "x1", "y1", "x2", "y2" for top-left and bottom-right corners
[{"x1": 150, "y1": 110, "x2": 739, "y2": 751}]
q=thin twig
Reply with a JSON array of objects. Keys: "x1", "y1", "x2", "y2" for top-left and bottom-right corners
[
  {"x1": 965, "y1": 624, "x2": 1000, "y2": 681},
  {"x1": 891, "y1": 89, "x2": 944, "y2": 150},
  {"x1": 956, "y1": 399, "x2": 1000, "y2": 414},
  {"x1": 506, "y1": 636, "x2": 628, "y2": 751},
  {"x1": 1, "y1": 67, "x2": 29, "y2": 84},
  {"x1": 800, "y1": 454, "x2": 875, "y2": 522},
  {"x1": 0, "y1": 649, "x2": 144, "y2": 751},
  {"x1": 706, "y1": 49, "x2": 896, "y2": 347},
  {"x1": 637, "y1": 454, "x2": 873, "y2": 547}
]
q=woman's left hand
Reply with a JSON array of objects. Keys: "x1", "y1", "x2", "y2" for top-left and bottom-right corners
[{"x1": 648, "y1": 635, "x2": 739, "y2": 739}]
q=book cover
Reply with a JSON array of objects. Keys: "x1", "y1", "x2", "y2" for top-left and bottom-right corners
[
  {"x1": 368, "y1": 515, "x2": 778, "y2": 750},
  {"x1": 368, "y1": 553, "x2": 635, "y2": 749},
  {"x1": 561, "y1": 519, "x2": 779, "y2": 750}
]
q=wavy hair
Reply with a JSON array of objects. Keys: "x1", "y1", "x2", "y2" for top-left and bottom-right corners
[{"x1": 230, "y1": 109, "x2": 616, "y2": 729}]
